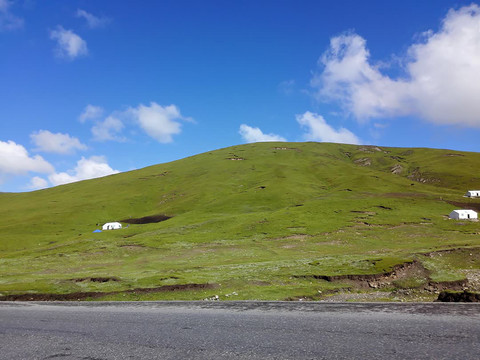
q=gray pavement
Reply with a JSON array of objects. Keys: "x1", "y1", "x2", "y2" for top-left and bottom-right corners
[{"x1": 1, "y1": 301, "x2": 480, "y2": 359}]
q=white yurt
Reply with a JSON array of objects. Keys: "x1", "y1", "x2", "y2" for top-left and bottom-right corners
[
  {"x1": 102, "y1": 222, "x2": 122, "y2": 230},
  {"x1": 465, "y1": 190, "x2": 480, "y2": 198},
  {"x1": 449, "y1": 210, "x2": 478, "y2": 220}
]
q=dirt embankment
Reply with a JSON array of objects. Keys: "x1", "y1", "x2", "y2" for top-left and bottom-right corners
[
  {"x1": 437, "y1": 290, "x2": 480, "y2": 302},
  {"x1": 298, "y1": 260, "x2": 468, "y2": 291},
  {"x1": 0, "y1": 283, "x2": 218, "y2": 301},
  {"x1": 446, "y1": 201, "x2": 480, "y2": 213}
]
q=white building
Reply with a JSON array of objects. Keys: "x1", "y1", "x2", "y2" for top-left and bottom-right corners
[
  {"x1": 449, "y1": 210, "x2": 478, "y2": 220},
  {"x1": 465, "y1": 190, "x2": 480, "y2": 198},
  {"x1": 102, "y1": 222, "x2": 122, "y2": 230}
]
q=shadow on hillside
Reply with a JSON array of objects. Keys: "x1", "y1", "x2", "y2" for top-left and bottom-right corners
[{"x1": 121, "y1": 214, "x2": 171, "y2": 224}]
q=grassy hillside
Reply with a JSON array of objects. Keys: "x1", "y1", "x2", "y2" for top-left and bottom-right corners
[{"x1": 1, "y1": 142, "x2": 480, "y2": 301}]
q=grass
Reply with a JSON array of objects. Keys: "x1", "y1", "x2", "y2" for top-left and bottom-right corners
[{"x1": 1, "y1": 142, "x2": 480, "y2": 301}]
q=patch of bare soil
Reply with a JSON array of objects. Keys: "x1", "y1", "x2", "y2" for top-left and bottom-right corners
[
  {"x1": 357, "y1": 146, "x2": 385, "y2": 153},
  {"x1": 138, "y1": 171, "x2": 168, "y2": 180},
  {"x1": 407, "y1": 167, "x2": 440, "y2": 184},
  {"x1": 445, "y1": 200, "x2": 480, "y2": 212},
  {"x1": 463, "y1": 270, "x2": 480, "y2": 290},
  {"x1": 390, "y1": 164, "x2": 403, "y2": 174},
  {"x1": 274, "y1": 234, "x2": 311, "y2": 241},
  {"x1": 354, "y1": 221, "x2": 381, "y2": 227},
  {"x1": 376, "y1": 205, "x2": 392, "y2": 210},
  {"x1": 421, "y1": 246, "x2": 480, "y2": 257},
  {"x1": 118, "y1": 244, "x2": 146, "y2": 250},
  {"x1": 0, "y1": 283, "x2": 218, "y2": 301},
  {"x1": 350, "y1": 210, "x2": 376, "y2": 215},
  {"x1": 72, "y1": 277, "x2": 119, "y2": 283},
  {"x1": 226, "y1": 154, "x2": 245, "y2": 160},
  {"x1": 424, "y1": 279, "x2": 469, "y2": 292},
  {"x1": 315, "y1": 261, "x2": 427, "y2": 289},
  {"x1": 443, "y1": 153, "x2": 465, "y2": 157},
  {"x1": 249, "y1": 280, "x2": 271, "y2": 286},
  {"x1": 382, "y1": 192, "x2": 426, "y2": 198},
  {"x1": 297, "y1": 260, "x2": 469, "y2": 292},
  {"x1": 121, "y1": 214, "x2": 171, "y2": 224},
  {"x1": 272, "y1": 147, "x2": 301, "y2": 152},
  {"x1": 354, "y1": 158, "x2": 371, "y2": 166}
]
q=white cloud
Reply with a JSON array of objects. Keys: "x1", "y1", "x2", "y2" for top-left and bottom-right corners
[
  {"x1": 76, "y1": 9, "x2": 110, "y2": 29},
  {"x1": 311, "y1": 4, "x2": 480, "y2": 127},
  {"x1": 28, "y1": 176, "x2": 48, "y2": 190},
  {"x1": 129, "y1": 103, "x2": 188, "y2": 143},
  {"x1": 30, "y1": 130, "x2": 87, "y2": 154},
  {"x1": 296, "y1": 111, "x2": 360, "y2": 144},
  {"x1": 79, "y1": 105, "x2": 104, "y2": 123},
  {"x1": 91, "y1": 116, "x2": 125, "y2": 142},
  {"x1": 239, "y1": 124, "x2": 286, "y2": 143},
  {"x1": 278, "y1": 80, "x2": 295, "y2": 95},
  {"x1": 80, "y1": 102, "x2": 191, "y2": 143},
  {"x1": 48, "y1": 156, "x2": 119, "y2": 186},
  {"x1": 0, "y1": 0, "x2": 24, "y2": 31},
  {"x1": 0, "y1": 140, "x2": 54, "y2": 176},
  {"x1": 50, "y1": 26, "x2": 88, "y2": 59}
]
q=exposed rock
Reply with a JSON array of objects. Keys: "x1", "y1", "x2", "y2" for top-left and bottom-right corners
[
  {"x1": 391, "y1": 164, "x2": 403, "y2": 174},
  {"x1": 358, "y1": 146, "x2": 384, "y2": 153},
  {"x1": 354, "y1": 158, "x2": 371, "y2": 166},
  {"x1": 407, "y1": 167, "x2": 440, "y2": 184}
]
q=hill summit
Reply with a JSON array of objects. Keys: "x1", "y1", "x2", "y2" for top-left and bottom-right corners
[{"x1": 1, "y1": 142, "x2": 480, "y2": 301}]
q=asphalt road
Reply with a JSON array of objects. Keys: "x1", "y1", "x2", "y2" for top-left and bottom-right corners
[{"x1": 1, "y1": 301, "x2": 480, "y2": 359}]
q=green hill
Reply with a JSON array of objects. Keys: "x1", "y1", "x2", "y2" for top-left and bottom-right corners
[{"x1": 1, "y1": 142, "x2": 480, "y2": 301}]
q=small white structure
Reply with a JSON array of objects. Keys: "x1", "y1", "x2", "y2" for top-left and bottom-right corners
[
  {"x1": 102, "y1": 222, "x2": 122, "y2": 230},
  {"x1": 465, "y1": 190, "x2": 480, "y2": 198},
  {"x1": 449, "y1": 210, "x2": 478, "y2": 220}
]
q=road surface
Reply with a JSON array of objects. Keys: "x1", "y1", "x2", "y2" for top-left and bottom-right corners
[{"x1": 1, "y1": 301, "x2": 480, "y2": 359}]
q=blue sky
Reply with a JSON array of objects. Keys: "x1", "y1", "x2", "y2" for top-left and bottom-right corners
[{"x1": 1, "y1": 0, "x2": 480, "y2": 192}]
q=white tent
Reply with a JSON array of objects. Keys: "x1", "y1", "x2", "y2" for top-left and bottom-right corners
[
  {"x1": 102, "y1": 222, "x2": 122, "y2": 230},
  {"x1": 449, "y1": 210, "x2": 478, "y2": 220},
  {"x1": 465, "y1": 190, "x2": 480, "y2": 198}
]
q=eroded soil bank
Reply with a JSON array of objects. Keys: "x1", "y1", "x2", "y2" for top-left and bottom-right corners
[
  {"x1": 437, "y1": 290, "x2": 480, "y2": 302},
  {"x1": 0, "y1": 283, "x2": 217, "y2": 301}
]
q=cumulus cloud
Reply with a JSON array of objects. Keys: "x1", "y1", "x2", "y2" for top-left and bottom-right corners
[
  {"x1": 50, "y1": 26, "x2": 88, "y2": 59},
  {"x1": 30, "y1": 130, "x2": 87, "y2": 154},
  {"x1": 91, "y1": 116, "x2": 125, "y2": 142},
  {"x1": 76, "y1": 9, "x2": 110, "y2": 29},
  {"x1": 79, "y1": 104, "x2": 104, "y2": 123},
  {"x1": 239, "y1": 124, "x2": 286, "y2": 143},
  {"x1": 80, "y1": 102, "x2": 191, "y2": 143},
  {"x1": 0, "y1": 0, "x2": 24, "y2": 31},
  {"x1": 296, "y1": 111, "x2": 360, "y2": 144},
  {"x1": 28, "y1": 176, "x2": 49, "y2": 190},
  {"x1": 311, "y1": 4, "x2": 480, "y2": 127},
  {"x1": 0, "y1": 140, "x2": 54, "y2": 176},
  {"x1": 48, "y1": 156, "x2": 119, "y2": 186},
  {"x1": 129, "y1": 103, "x2": 189, "y2": 143}
]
